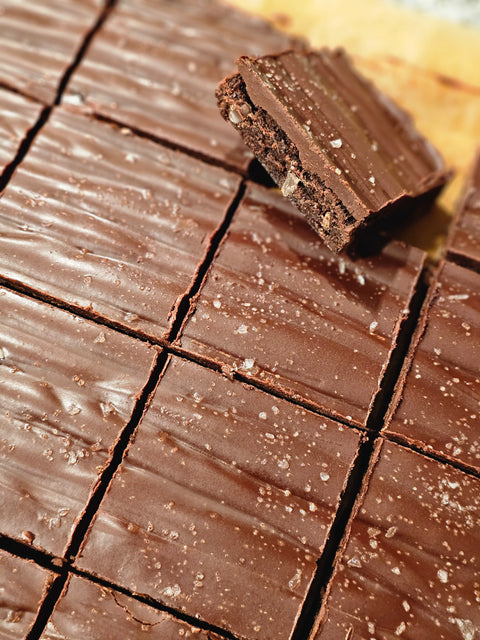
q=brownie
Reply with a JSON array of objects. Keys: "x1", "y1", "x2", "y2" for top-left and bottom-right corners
[
  {"x1": 0, "y1": 108, "x2": 240, "y2": 340},
  {"x1": 41, "y1": 573, "x2": 223, "y2": 639},
  {"x1": 0, "y1": 0, "x2": 103, "y2": 103},
  {"x1": 0, "y1": 287, "x2": 156, "y2": 556},
  {"x1": 75, "y1": 355, "x2": 362, "y2": 640},
  {"x1": 181, "y1": 182, "x2": 426, "y2": 428},
  {"x1": 314, "y1": 441, "x2": 480, "y2": 639},
  {"x1": 446, "y1": 150, "x2": 480, "y2": 272},
  {"x1": 0, "y1": 88, "x2": 43, "y2": 181},
  {"x1": 65, "y1": 0, "x2": 301, "y2": 171},
  {"x1": 385, "y1": 260, "x2": 480, "y2": 472},
  {"x1": 0, "y1": 551, "x2": 52, "y2": 638},
  {"x1": 217, "y1": 49, "x2": 448, "y2": 251}
]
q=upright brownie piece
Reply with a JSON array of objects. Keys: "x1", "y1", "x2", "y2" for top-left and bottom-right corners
[
  {"x1": 181, "y1": 183, "x2": 426, "y2": 428},
  {"x1": 0, "y1": 0, "x2": 103, "y2": 103},
  {"x1": 0, "y1": 89, "x2": 43, "y2": 181},
  {"x1": 65, "y1": 0, "x2": 300, "y2": 171},
  {"x1": 0, "y1": 108, "x2": 240, "y2": 340},
  {"x1": 41, "y1": 573, "x2": 223, "y2": 639},
  {"x1": 385, "y1": 260, "x2": 480, "y2": 472},
  {"x1": 446, "y1": 150, "x2": 480, "y2": 272},
  {"x1": 314, "y1": 441, "x2": 480, "y2": 639},
  {"x1": 76, "y1": 356, "x2": 362, "y2": 640},
  {"x1": 0, "y1": 551, "x2": 53, "y2": 638},
  {"x1": 217, "y1": 49, "x2": 448, "y2": 251},
  {"x1": 0, "y1": 287, "x2": 156, "y2": 556}
]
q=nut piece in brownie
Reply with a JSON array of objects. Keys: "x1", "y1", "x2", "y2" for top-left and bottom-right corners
[
  {"x1": 385, "y1": 260, "x2": 480, "y2": 473},
  {"x1": 314, "y1": 441, "x2": 480, "y2": 639},
  {"x1": 217, "y1": 48, "x2": 449, "y2": 252},
  {"x1": 446, "y1": 149, "x2": 480, "y2": 273}
]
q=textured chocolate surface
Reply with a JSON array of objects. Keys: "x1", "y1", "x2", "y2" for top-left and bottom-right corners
[
  {"x1": 385, "y1": 260, "x2": 480, "y2": 472},
  {"x1": 446, "y1": 150, "x2": 480, "y2": 272},
  {"x1": 315, "y1": 441, "x2": 480, "y2": 639},
  {"x1": 0, "y1": 287, "x2": 156, "y2": 556},
  {"x1": 0, "y1": 551, "x2": 51, "y2": 639},
  {"x1": 181, "y1": 182, "x2": 426, "y2": 428},
  {"x1": 0, "y1": 88, "x2": 42, "y2": 179},
  {"x1": 217, "y1": 49, "x2": 448, "y2": 251},
  {"x1": 0, "y1": 0, "x2": 103, "y2": 103},
  {"x1": 76, "y1": 355, "x2": 361, "y2": 640},
  {"x1": 65, "y1": 0, "x2": 300, "y2": 171},
  {"x1": 42, "y1": 573, "x2": 222, "y2": 639},
  {"x1": 0, "y1": 108, "x2": 240, "y2": 339}
]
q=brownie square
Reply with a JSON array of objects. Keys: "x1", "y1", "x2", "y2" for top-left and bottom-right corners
[
  {"x1": 446, "y1": 150, "x2": 480, "y2": 273},
  {"x1": 0, "y1": 88, "x2": 43, "y2": 179},
  {"x1": 217, "y1": 49, "x2": 448, "y2": 251},
  {"x1": 41, "y1": 573, "x2": 223, "y2": 640},
  {"x1": 0, "y1": 0, "x2": 103, "y2": 103},
  {"x1": 64, "y1": 0, "x2": 300, "y2": 172},
  {"x1": 181, "y1": 182, "x2": 426, "y2": 428},
  {"x1": 0, "y1": 287, "x2": 156, "y2": 556},
  {"x1": 0, "y1": 108, "x2": 240, "y2": 339},
  {"x1": 314, "y1": 441, "x2": 480, "y2": 639},
  {"x1": 75, "y1": 355, "x2": 362, "y2": 640},
  {"x1": 0, "y1": 551, "x2": 53, "y2": 638},
  {"x1": 385, "y1": 260, "x2": 480, "y2": 472}
]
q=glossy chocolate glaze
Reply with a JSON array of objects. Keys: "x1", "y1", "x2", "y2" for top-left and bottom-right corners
[
  {"x1": 0, "y1": 287, "x2": 156, "y2": 556},
  {"x1": 181, "y1": 182, "x2": 426, "y2": 428},
  {"x1": 385, "y1": 261, "x2": 480, "y2": 472},
  {"x1": 446, "y1": 151, "x2": 480, "y2": 272},
  {"x1": 0, "y1": 0, "x2": 103, "y2": 103},
  {"x1": 42, "y1": 574, "x2": 223, "y2": 640},
  {"x1": 315, "y1": 441, "x2": 480, "y2": 639},
  {"x1": 76, "y1": 355, "x2": 361, "y2": 640},
  {"x1": 217, "y1": 49, "x2": 448, "y2": 249},
  {"x1": 0, "y1": 551, "x2": 51, "y2": 638},
  {"x1": 65, "y1": 0, "x2": 300, "y2": 171},
  {"x1": 0, "y1": 108, "x2": 240, "y2": 339},
  {"x1": 0, "y1": 89, "x2": 42, "y2": 178}
]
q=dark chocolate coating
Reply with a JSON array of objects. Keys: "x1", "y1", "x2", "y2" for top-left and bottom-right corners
[
  {"x1": 446, "y1": 150, "x2": 480, "y2": 272},
  {"x1": 0, "y1": 551, "x2": 51, "y2": 639},
  {"x1": 65, "y1": 0, "x2": 300, "y2": 171},
  {"x1": 315, "y1": 441, "x2": 480, "y2": 639},
  {"x1": 0, "y1": 0, "x2": 103, "y2": 103},
  {"x1": 385, "y1": 260, "x2": 480, "y2": 472},
  {"x1": 182, "y1": 182, "x2": 426, "y2": 428},
  {"x1": 217, "y1": 49, "x2": 448, "y2": 250},
  {"x1": 42, "y1": 574, "x2": 223, "y2": 640},
  {"x1": 0, "y1": 89, "x2": 42, "y2": 176},
  {"x1": 0, "y1": 287, "x2": 156, "y2": 555},
  {"x1": 0, "y1": 108, "x2": 240, "y2": 339},
  {"x1": 76, "y1": 355, "x2": 361, "y2": 640}
]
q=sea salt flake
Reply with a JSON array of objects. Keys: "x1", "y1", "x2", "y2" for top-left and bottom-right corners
[
  {"x1": 395, "y1": 622, "x2": 406, "y2": 636},
  {"x1": 455, "y1": 618, "x2": 475, "y2": 640},
  {"x1": 281, "y1": 171, "x2": 300, "y2": 196},
  {"x1": 330, "y1": 138, "x2": 343, "y2": 148},
  {"x1": 437, "y1": 569, "x2": 449, "y2": 583}
]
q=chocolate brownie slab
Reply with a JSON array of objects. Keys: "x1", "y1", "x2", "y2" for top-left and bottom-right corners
[
  {"x1": 217, "y1": 49, "x2": 448, "y2": 251},
  {"x1": 75, "y1": 355, "x2": 362, "y2": 640},
  {"x1": 0, "y1": 287, "x2": 156, "y2": 556},
  {"x1": 446, "y1": 150, "x2": 480, "y2": 272},
  {"x1": 385, "y1": 260, "x2": 480, "y2": 472},
  {"x1": 0, "y1": 108, "x2": 240, "y2": 339},
  {"x1": 181, "y1": 182, "x2": 426, "y2": 428},
  {"x1": 314, "y1": 441, "x2": 480, "y2": 639}
]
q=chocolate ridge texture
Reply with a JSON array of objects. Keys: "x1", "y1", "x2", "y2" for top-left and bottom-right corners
[{"x1": 217, "y1": 48, "x2": 449, "y2": 251}]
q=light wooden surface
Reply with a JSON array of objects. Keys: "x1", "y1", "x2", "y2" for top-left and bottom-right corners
[{"x1": 227, "y1": 0, "x2": 480, "y2": 255}]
